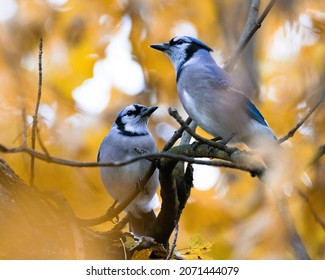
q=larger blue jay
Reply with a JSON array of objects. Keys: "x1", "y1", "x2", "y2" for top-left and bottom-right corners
[
  {"x1": 98, "y1": 104, "x2": 159, "y2": 236},
  {"x1": 150, "y1": 36, "x2": 276, "y2": 147}
]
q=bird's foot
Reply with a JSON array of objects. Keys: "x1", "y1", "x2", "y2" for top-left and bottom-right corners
[
  {"x1": 207, "y1": 144, "x2": 216, "y2": 155},
  {"x1": 218, "y1": 133, "x2": 235, "y2": 145},
  {"x1": 106, "y1": 200, "x2": 120, "y2": 223},
  {"x1": 190, "y1": 141, "x2": 201, "y2": 151},
  {"x1": 210, "y1": 136, "x2": 223, "y2": 142},
  {"x1": 112, "y1": 215, "x2": 120, "y2": 224}
]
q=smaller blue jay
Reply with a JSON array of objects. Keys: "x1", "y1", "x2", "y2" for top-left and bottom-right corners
[
  {"x1": 150, "y1": 36, "x2": 276, "y2": 147},
  {"x1": 98, "y1": 104, "x2": 159, "y2": 236}
]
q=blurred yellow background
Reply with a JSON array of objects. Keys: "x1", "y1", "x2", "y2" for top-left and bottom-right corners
[{"x1": 0, "y1": 0, "x2": 324, "y2": 259}]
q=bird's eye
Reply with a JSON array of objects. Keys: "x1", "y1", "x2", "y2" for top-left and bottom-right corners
[
  {"x1": 126, "y1": 110, "x2": 134, "y2": 116},
  {"x1": 170, "y1": 38, "x2": 185, "y2": 46}
]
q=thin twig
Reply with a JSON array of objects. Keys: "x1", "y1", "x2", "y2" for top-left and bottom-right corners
[
  {"x1": 163, "y1": 117, "x2": 192, "y2": 151},
  {"x1": 180, "y1": 121, "x2": 196, "y2": 146},
  {"x1": 30, "y1": 38, "x2": 43, "y2": 186},
  {"x1": 36, "y1": 126, "x2": 50, "y2": 158},
  {"x1": 168, "y1": 107, "x2": 234, "y2": 153},
  {"x1": 278, "y1": 98, "x2": 324, "y2": 143},
  {"x1": 224, "y1": 0, "x2": 278, "y2": 72},
  {"x1": 236, "y1": 0, "x2": 260, "y2": 55}
]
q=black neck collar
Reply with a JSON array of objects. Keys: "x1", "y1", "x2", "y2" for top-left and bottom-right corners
[{"x1": 118, "y1": 130, "x2": 148, "y2": 137}]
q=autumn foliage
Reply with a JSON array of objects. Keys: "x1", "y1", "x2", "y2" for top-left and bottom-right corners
[{"x1": 0, "y1": 0, "x2": 324, "y2": 259}]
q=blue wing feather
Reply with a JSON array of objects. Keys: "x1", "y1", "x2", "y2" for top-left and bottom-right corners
[
  {"x1": 97, "y1": 150, "x2": 101, "y2": 162},
  {"x1": 226, "y1": 86, "x2": 269, "y2": 127},
  {"x1": 246, "y1": 99, "x2": 268, "y2": 127}
]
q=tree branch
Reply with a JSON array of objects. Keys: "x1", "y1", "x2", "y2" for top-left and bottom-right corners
[
  {"x1": 224, "y1": 0, "x2": 278, "y2": 72},
  {"x1": 0, "y1": 142, "x2": 261, "y2": 172}
]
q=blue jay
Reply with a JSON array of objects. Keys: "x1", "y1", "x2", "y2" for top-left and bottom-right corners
[
  {"x1": 98, "y1": 104, "x2": 159, "y2": 236},
  {"x1": 150, "y1": 36, "x2": 276, "y2": 147}
]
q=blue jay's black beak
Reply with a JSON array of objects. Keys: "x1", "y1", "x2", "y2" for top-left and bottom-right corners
[
  {"x1": 141, "y1": 106, "x2": 158, "y2": 117},
  {"x1": 150, "y1": 43, "x2": 170, "y2": 52}
]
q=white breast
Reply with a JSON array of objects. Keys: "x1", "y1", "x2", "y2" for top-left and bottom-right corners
[{"x1": 180, "y1": 89, "x2": 230, "y2": 139}]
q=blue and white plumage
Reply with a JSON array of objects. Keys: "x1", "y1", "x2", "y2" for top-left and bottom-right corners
[
  {"x1": 98, "y1": 104, "x2": 159, "y2": 236},
  {"x1": 150, "y1": 36, "x2": 276, "y2": 146}
]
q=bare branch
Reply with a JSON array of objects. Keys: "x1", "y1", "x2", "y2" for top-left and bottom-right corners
[
  {"x1": 278, "y1": 98, "x2": 324, "y2": 143},
  {"x1": 236, "y1": 0, "x2": 260, "y2": 54},
  {"x1": 224, "y1": 0, "x2": 278, "y2": 72},
  {"x1": 163, "y1": 117, "x2": 192, "y2": 151},
  {"x1": 30, "y1": 38, "x2": 43, "y2": 186}
]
